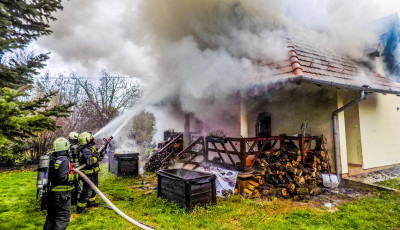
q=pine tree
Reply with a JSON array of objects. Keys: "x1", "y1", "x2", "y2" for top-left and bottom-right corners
[{"x1": 0, "y1": 0, "x2": 70, "y2": 155}]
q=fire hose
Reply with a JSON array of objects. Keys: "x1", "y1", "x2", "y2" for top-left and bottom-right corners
[{"x1": 74, "y1": 164, "x2": 154, "y2": 230}]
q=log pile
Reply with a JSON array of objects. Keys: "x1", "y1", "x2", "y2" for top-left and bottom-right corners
[
  {"x1": 144, "y1": 140, "x2": 184, "y2": 172},
  {"x1": 239, "y1": 138, "x2": 328, "y2": 200},
  {"x1": 144, "y1": 143, "x2": 168, "y2": 172}
]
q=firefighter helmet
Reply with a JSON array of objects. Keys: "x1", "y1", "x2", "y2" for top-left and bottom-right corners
[
  {"x1": 78, "y1": 132, "x2": 93, "y2": 145},
  {"x1": 53, "y1": 137, "x2": 71, "y2": 152},
  {"x1": 68, "y1": 131, "x2": 79, "y2": 140}
]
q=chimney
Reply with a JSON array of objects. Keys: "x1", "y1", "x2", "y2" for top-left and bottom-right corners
[{"x1": 183, "y1": 113, "x2": 191, "y2": 148}]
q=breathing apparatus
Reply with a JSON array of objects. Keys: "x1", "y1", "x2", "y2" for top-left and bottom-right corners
[{"x1": 68, "y1": 132, "x2": 80, "y2": 165}]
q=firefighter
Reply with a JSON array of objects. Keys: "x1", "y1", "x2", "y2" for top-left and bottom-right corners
[
  {"x1": 43, "y1": 137, "x2": 78, "y2": 230},
  {"x1": 67, "y1": 131, "x2": 79, "y2": 164},
  {"x1": 68, "y1": 131, "x2": 79, "y2": 144},
  {"x1": 76, "y1": 132, "x2": 102, "y2": 214},
  {"x1": 67, "y1": 131, "x2": 80, "y2": 206}
]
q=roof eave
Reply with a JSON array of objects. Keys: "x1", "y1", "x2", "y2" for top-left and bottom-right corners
[{"x1": 293, "y1": 75, "x2": 400, "y2": 96}]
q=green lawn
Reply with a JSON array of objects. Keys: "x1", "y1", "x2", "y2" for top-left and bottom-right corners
[
  {"x1": 377, "y1": 176, "x2": 400, "y2": 190},
  {"x1": 1, "y1": 166, "x2": 400, "y2": 230}
]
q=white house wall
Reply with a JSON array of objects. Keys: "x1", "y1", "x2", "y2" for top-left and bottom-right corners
[{"x1": 358, "y1": 93, "x2": 400, "y2": 169}]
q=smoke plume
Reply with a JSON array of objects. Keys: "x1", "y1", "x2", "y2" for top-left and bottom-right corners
[{"x1": 37, "y1": 0, "x2": 400, "y2": 140}]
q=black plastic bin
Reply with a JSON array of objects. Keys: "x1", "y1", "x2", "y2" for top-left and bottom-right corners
[
  {"x1": 157, "y1": 169, "x2": 216, "y2": 210},
  {"x1": 109, "y1": 153, "x2": 139, "y2": 176}
]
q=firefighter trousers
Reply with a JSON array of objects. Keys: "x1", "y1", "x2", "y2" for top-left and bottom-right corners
[
  {"x1": 43, "y1": 192, "x2": 71, "y2": 230},
  {"x1": 77, "y1": 172, "x2": 98, "y2": 207}
]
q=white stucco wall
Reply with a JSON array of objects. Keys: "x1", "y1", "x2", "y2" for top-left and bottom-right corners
[{"x1": 358, "y1": 93, "x2": 400, "y2": 169}]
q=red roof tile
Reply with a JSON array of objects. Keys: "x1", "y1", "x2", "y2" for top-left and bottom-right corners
[{"x1": 269, "y1": 38, "x2": 400, "y2": 94}]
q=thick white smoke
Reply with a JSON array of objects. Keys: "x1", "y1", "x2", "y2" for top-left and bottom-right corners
[{"x1": 36, "y1": 0, "x2": 400, "y2": 141}]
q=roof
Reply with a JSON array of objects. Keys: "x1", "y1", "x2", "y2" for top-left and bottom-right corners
[{"x1": 264, "y1": 38, "x2": 400, "y2": 95}]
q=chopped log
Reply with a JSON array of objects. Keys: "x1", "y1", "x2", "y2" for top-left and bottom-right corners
[
  {"x1": 259, "y1": 176, "x2": 265, "y2": 185},
  {"x1": 299, "y1": 195, "x2": 311, "y2": 200},
  {"x1": 287, "y1": 183, "x2": 296, "y2": 193},
  {"x1": 271, "y1": 162, "x2": 285, "y2": 171},
  {"x1": 314, "y1": 156, "x2": 321, "y2": 164},
  {"x1": 247, "y1": 184, "x2": 256, "y2": 191},
  {"x1": 259, "y1": 184, "x2": 274, "y2": 190},
  {"x1": 309, "y1": 187, "x2": 322, "y2": 196},
  {"x1": 306, "y1": 178, "x2": 317, "y2": 188},
  {"x1": 298, "y1": 165, "x2": 312, "y2": 175},
  {"x1": 261, "y1": 189, "x2": 270, "y2": 196},
  {"x1": 253, "y1": 191, "x2": 261, "y2": 198},
  {"x1": 318, "y1": 151, "x2": 326, "y2": 159},
  {"x1": 299, "y1": 176, "x2": 306, "y2": 185},
  {"x1": 284, "y1": 173, "x2": 293, "y2": 183},
  {"x1": 267, "y1": 188, "x2": 283, "y2": 197},
  {"x1": 297, "y1": 169, "x2": 303, "y2": 177},
  {"x1": 271, "y1": 177, "x2": 280, "y2": 186},
  {"x1": 295, "y1": 187, "x2": 309, "y2": 195},
  {"x1": 249, "y1": 180, "x2": 260, "y2": 187},
  {"x1": 282, "y1": 188, "x2": 289, "y2": 198},
  {"x1": 273, "y1": 151, "x2": 281, "y2": 157},
  {"x1": 286, "y1": 166, "x2": 297, "y2": 175},
  {"x1": 293, "y1": 195, "x2": 301, "y2": 201},
  {"x1": 242, "y1": 188, "x2": 253, "y2": 196}
]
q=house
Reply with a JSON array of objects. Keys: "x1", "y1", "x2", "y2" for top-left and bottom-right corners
[{"x1": 162, "y1": 15, "x2": 400, "y2": 179}]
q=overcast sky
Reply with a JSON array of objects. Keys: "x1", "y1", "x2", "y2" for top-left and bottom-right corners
[{"x1": 33, "y1": 0, "x2": 400, "y2": 79}]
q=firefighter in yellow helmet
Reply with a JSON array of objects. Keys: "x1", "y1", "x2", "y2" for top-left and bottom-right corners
[
  {"x1": 67, "y1": 131, "x2": 80, "y2": 206},
  {"x1": 67, "y1": 132, "x2": 79, "y2": 164},
  {"x1": 76, "y1": 132, "x2": 102, "y2": 213},
  {"x1": 43, "y1": 137, "x2": 78, "y2": 230}
]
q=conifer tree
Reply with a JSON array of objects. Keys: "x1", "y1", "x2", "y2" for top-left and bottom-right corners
[{"x1": 0, "y1": 0, "x2": 71, "y2": 154}]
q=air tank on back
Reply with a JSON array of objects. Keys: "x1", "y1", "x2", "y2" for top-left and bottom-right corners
[{"x1": 37, "y1": 155, "x2": 50, "y2": 190}]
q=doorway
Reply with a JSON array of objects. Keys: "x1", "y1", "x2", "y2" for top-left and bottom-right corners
[{"x1": 344, "y1": 100, "x2": 363, "y2": 169}]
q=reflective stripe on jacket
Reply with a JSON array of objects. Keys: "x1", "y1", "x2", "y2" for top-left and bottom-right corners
[
  {"x1": 81, "y1": 166, "x2": 100, "y2": 174},
  {"x1": 51, "y1": 185, "x2": 75, "y2": 192}
]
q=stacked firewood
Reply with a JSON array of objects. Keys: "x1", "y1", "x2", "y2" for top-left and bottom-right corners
[
  {"x1": 144, "y1": 142, "x2": 172, "y2": 172},
  {"x1": 144, "y1": 141, "x2": 183, "y2": 172},
  {"x1": 240, "y1": 138, "x2": 328, "y2": 200}
]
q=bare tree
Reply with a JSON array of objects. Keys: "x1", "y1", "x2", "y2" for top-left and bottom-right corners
[
  {"x1": 72, "y1": 69, "x2": 142, "y2": 132},
  {"x1": 30, "y1": 69, "x2": 143, "y2": 158}
]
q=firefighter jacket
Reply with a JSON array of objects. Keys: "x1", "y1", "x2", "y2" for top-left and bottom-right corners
[
  {"x1": 79, "y1": 144, "x2": 100, "y2": 174},
  {"x1": 49, "y1": 151, "x2": 78, "y2": 193}
]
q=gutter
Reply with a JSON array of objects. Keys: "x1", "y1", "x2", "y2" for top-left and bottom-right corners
[{"x1": 294, "y1": 75, "x2": 400, "y2": 96}]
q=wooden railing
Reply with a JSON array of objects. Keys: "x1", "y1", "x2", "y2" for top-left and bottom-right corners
[
  {"x1": 205, "y1": 135, "x2": 322, "y2": 171},
  {"x1": 159, "y1": 134, "x2": 183, "y2": 167},
  {"x1": 168, "y1": 135, "x2": 323, "y2": 172},
  {"x1": 174, "y1": 136, "x2": 205, "y2": 168}
]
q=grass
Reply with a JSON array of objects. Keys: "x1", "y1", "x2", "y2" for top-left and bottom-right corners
[
  {"x1": 1, "y1": 166, "x2": 400, "y2": 229},
  {"x1": 376, "y1": 176, "x2": 400, "y2": 190}
]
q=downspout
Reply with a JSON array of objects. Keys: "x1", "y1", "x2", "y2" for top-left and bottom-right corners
[{"x1": 332, "y1": 90, "x2": 366, "y2": 183}]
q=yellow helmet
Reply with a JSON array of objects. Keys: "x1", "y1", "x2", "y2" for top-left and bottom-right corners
[
  {"x1": 68, "y1": 132, "x2": 79, "y2": 140},
  {"x1": 78, "y1": 132, "x2": 92, "y2": 145},
  {"x1": 53, "y1": 137, "x2": 71, "y2": 152}
]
